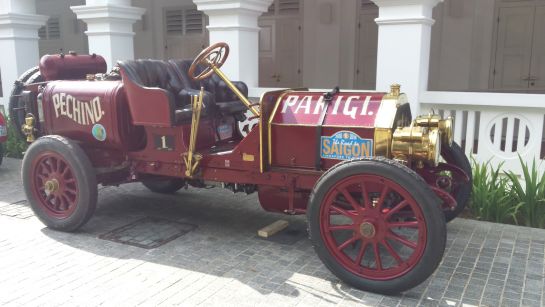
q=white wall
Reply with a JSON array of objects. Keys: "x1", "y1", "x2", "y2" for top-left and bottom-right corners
[
  {"x1": 35, "y1": 0, "x2": 195, "y2": 61},
  {"x1": 32, "y1": 0, "x2": 497, "y2": 92}
]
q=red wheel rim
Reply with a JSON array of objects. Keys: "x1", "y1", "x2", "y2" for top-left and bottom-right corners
[
  {"x1": 30, "y1": 152, "x2": 79, "y2": 219},
  {"x1": 319, "y1": 175, "x2": 427, "y2": 280}
]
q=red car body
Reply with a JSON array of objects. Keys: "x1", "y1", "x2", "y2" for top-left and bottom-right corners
[
  {"x1": 10, "y1": 45, "x2": 471, "y2": 294},
  {"x1": 0, "y1": 112, "x2": 6, "y2": 144}
]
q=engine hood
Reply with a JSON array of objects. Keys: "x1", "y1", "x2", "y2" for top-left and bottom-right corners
[{"x1": 270, "y1": 90, "x2": 411, "y2": 129}]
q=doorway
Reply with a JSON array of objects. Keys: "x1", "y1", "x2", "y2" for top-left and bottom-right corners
[
  {"x1": 258, "y1": 0, "x2": 303, "y2": 88},
  {"x1": 491, "y1": 0, "x2": 545, "y2": 91},
  {"x1": 354, "y1": 1, "x2": 378, "y2": 90},
  {"x1": 164, "y1": 6, "x2": 208, "y2": 60}
]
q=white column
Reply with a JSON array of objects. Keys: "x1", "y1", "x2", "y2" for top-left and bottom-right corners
[
  {"x1": 71, "y1": 0, "x2": 145, "y2": 70},
  {"x1": 373, "y1": 0, "x2": 442, "y2": 115},
  {"x1": 0, "y1": 0, "x2": 47, "y2": 107},
  {"x1": 193, "y1": 0, "x2": 273, "y2": 88}
]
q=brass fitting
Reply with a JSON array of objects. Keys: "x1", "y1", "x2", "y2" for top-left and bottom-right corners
[
  {"x1": 385, "y1": 84, "x2": 401, "y2": 99},
  {"x1": 21, "y1": 115, "x2": 36, "y2": 143},
  {"x1": 414, "y1": 114, "x2": 453, "y2": 146},
  {"x1": 391, "y1": 125, "x2": 441, "y2": 167}
]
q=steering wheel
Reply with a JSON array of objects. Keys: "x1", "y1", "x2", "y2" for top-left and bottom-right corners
[{"x1": 189, "y1": 42, "x2": 230, "y2": 81}]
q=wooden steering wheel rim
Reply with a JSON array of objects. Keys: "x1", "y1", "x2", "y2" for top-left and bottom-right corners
[{"x1": 189, "y1": 42, "x2": 230, "y2": 81}]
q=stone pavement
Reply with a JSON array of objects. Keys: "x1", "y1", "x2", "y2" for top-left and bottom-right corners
[{"x1": 1, "y1": 157, "x2": 544, "y2": 306}]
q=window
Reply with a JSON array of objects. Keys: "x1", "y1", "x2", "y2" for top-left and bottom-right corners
[
  {"x1": 164, "y1": 7, "x2": 205, "y2": 36},
  {"x1": 39, "y1": 17, "x2": 61, "y2": 40},
  {"x1": 264, "y1": 0, "x2": 300, "y2": 16}
]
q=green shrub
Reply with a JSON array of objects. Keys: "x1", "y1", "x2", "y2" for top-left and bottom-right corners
[
  {"x1": 470, "y1": 159, "x2": 521, "y2": 224},
  {"x1": 4, "y1": 119, "x2": 28, "y2": 159},
  {"x1": 505, "y1": 156, "x2": 545, "y2": 228}
]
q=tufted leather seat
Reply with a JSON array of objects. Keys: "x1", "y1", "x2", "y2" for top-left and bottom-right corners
[
  {"x1": 168, "y1": 59, "x2": 249, "y2": 116},
  {"x1": 118, "y1": 59, "x2": 218, "y2": 125},
  {"x1": 119, "y1": 58, "x2": 250, "y2": 126}
]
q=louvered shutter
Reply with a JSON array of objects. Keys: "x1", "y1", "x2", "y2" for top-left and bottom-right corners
[
  {"x1": 361, "y1": 0, "x2": 377, "y2": 9},
  {"x1": 47, "y1": 18, "x2": 61, "y2": 39},
  {"x1": 38, "y1": 26, "x2": 47, "y2": 39},
  {"x1": 278, "y1": 0, "x2": 299, "y2": 15},
  {"x1": 165, "y1": 9, "x2": 184, "y2": 36},
  {"x1": 185, "y1": 9, "x2": 204, "y2": 34}
]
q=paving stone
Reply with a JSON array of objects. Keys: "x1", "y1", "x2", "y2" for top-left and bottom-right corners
[{"x1": 1, "y1": 157, "x2": 544, "y2": 306}]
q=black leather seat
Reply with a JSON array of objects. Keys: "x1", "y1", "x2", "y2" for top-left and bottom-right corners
[
  {"x1": 118, "y1": 59, "x2": 218, "y2": 125},
  {"x1": 169, "y1": 59, "x2": 249, "y2": 116}
]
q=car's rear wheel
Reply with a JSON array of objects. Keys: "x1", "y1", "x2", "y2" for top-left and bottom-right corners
[
  {"x1": 9, "y1": 66, "x2": 43, "y2": 140},
  {"x1": 0, "y1": 143, "x2": 4, "y2": 166},
  {"x1": 308, "y1": 158, "x2": 446, "y2": 294},
  {"x1": 142, "y1": 178, "x2": 186, "y2": 194},
  {"x1": 22, "y1": 135, "x2": 97, "y2": 231}
]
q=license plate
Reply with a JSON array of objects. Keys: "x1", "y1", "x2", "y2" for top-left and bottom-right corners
[{"x1": 321, "y1": 131, "x2": 373, "y2": 160}]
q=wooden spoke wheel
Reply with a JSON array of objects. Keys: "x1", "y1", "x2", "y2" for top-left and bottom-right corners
[
  {"x1": 23, "y1": 135, "x2": 97, "y2": 232},
  {"x1": 308, "y1": 158, "x2": 446, "y2": 294}
]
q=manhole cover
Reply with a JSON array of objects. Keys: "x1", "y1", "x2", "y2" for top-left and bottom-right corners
[
  {"x1": 0, "y1": 200, "x2": 34, "y2": 219},
  {"x1": 99, "y1": 217, "x2": 197, "y2": 249}
]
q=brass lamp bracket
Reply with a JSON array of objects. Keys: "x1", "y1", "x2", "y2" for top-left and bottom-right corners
[{"x1": 182, "y1": 87, "x2": 204, "y2": 178}]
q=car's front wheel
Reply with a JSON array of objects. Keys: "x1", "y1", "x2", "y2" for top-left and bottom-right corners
[
  {"x1": 307, "y1": 158, "x2": 446, "y2": 294},
  {"x1": 22, "y1": 135, "x2": 97, "y2": 231}
]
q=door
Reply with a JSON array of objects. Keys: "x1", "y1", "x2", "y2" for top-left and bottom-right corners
[
  {"x1": 354, "y1": 2, "x2": 378, "y2": 90},
  {"x1": 492, "y1": 0, "x2": 545, "y2": 91},
  {"x1": 258, "y1": 0, "x2": 302, "y2": 88},
  {"x1": 273, "y1": 17, "x2": 302, "y2": 88},
  {"x1": 492, "y1": 6, "x2": 535, "y2": 90},
  {"x1": 164, "y1": 8, "x2": 208, "y2": 60},
  {"x1": 529, "y1": 5, "x2": 545, "y2": 90}
]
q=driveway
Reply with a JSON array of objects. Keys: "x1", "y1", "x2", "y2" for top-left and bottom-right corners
[{"x1": 1, "y1": 157, "x2": 544, "y2": 306}]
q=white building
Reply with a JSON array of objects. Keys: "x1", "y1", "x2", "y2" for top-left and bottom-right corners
[{"x1": 0, "y1": 0, "x2": 544, "y2": 172}]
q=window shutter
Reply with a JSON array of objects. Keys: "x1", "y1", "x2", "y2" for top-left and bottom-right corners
[
  {"x1": 47, "y1": 17, "x2": 61, "y2": 39},
  {"x1": 278, "y1": 0, "x2": 299, "y2": 15},
  {"x1": 38, "y1": 26, "x2": 47, "y2": 39},
  {"x1": 361, "y1": 0, "x2": 377, "y2": 9},
  {"x1": 264, "y1": 3, "x2": 275, "y2": 15},
  {"x1": 185, "y1": 9, "x2": 204, "y2": 34},
  {"x1": 165, "y1": 9, "x2": 184, "y2": 35}
]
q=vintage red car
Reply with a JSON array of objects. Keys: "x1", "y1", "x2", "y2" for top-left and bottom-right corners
[{"x1": 10, "y1": 43, "x2": 471, "y2": 294}]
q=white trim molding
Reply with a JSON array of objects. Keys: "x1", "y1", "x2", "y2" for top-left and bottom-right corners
[
  {"x1": 193, "y1": 0, "x2": 274, "y2": 87},
  {"x1": 71, "y1": 1, "x2": 145, "y2": 69}
]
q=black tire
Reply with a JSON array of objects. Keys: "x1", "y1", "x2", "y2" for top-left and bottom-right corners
[
  {"x1": 307, "y1": 157, "x2": 446, "y2": 294},
  {"x1": 142, "y1": 178, "x2": 186, "y2": 194},
  {"x1": 442, "y1": 142, "x2": 472, "y2": 222},
  {"x1": 9, "y1": 67, "x2": 43, "y2": 140},
  {"x1": 0, "y1": 143, "x2": 3, "y2": 166},
  {"x1": 22, "y1": 135, "x2": 97, "y2": 232}
]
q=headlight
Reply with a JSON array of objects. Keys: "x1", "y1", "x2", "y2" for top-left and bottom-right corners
[
  {"x1": 415, "y1": 114, "x2": 453, "y2": 146},
  {"x1": 391, "y1": 125, "x2": 441, "y2": 167}
]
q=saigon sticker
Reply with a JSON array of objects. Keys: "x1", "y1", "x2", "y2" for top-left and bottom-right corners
[
  {"x1": 92, "y1": 123, "x2": 107, "y2": 141},
  {"x1": 321, "y1": 131, "x2": 373, "y2": 160}
]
